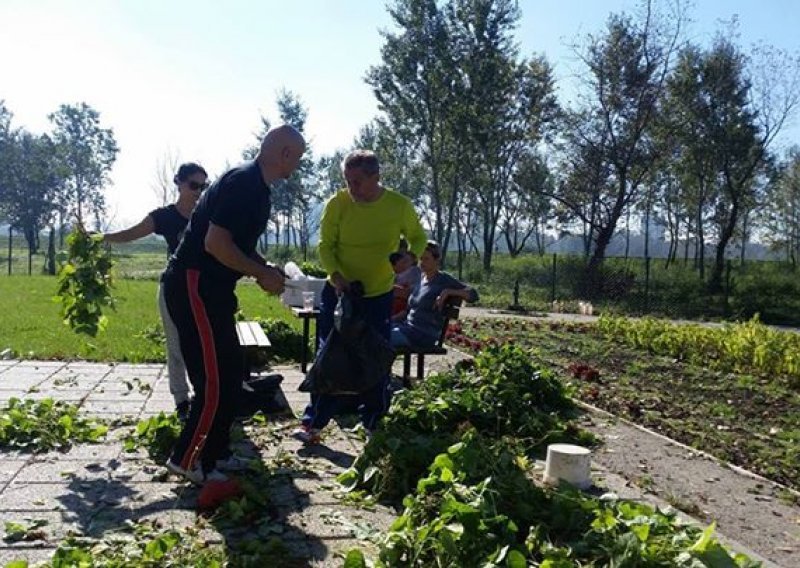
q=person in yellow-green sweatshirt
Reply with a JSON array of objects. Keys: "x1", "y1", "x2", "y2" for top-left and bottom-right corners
[{"x1": 292, "y1": 150, "x2": 427, "y2": 444}]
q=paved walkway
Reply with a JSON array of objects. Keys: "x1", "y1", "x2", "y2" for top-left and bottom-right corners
[
  {"x1": 0, "y1": 359, "x2": 396, "y2": 566},
  {"x1": 0, "y1": 352, "x2": 794, "y2": 566}
]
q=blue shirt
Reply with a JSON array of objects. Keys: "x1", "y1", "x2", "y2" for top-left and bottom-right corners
[{"x1": 404, "y1": 271, "x2": 478, "y2": 345}]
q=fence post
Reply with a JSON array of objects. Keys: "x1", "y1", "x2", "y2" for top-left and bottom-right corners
[
  {"x1": 724, "y1": 259, "x2": 732, "y2": 316},
  {"x1": 550, "y1": 253, "x2": 557, "y2": 303},
  {"x1": 644, "y1": 256, "x2": 651, "y2": 314},
  {"x1": 7, "y1": 227, "x2": 12, "y2": 276}
]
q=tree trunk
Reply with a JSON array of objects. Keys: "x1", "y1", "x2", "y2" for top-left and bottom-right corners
[
  {"x1": 624, "y1": 208, "x2": 631, "y2": 260},
  {"x1": 586, "y1": 176, "x2": 628, "y2": 294},
  {"x1": 709, "y1": 199, "x2": 739, "y2": 292},
  {"x1": 696, "y1": 202, "x2": 705, "y2": 280},
  {"x1": 586, "y1": 223, "x2": 615, "y2": 296},
  {"x1": 739, "y1": 209, "x2": 749, "y2": 266}
]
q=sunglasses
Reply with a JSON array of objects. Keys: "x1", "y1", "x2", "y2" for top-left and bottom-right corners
[{"x1": 188, "y1": 181, "x2": 208, "y2": 191}]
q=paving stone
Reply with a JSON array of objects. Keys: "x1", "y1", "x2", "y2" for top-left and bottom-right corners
[
  {"x1": 108, "y1": 460, "x2": 168, "y2": 483},
  {"x1": 0, "y1": 481, "x2": 103, "y2": 514},
  {"x1": 60, "y1": 363, "x2": 114, "y2": 372},
  {"x1": 14, "y1": 458, "x2": 122, "y2": 483},
  {"x1": 0, "y1": 392, "x2": 29, "y2": 404},
  {"x1": 35, "y1": 442, "x2": 123, "y2": 461},
  {"x1": 80, "y1": 400, "x2": 147, "y2": 414},
  {"x1": 39, "y1": 372, "x2": 106, "y2": 389},
  {"x1": 106, "y1": 365, "x2": 162, "y2": 376},
  {"x1": 0, "y1": 460, "x2": 28, "y2": 486},
  {"x1": 16, "y1": 361, "x2": 66, "y2": 369},
  {"x1": 23, "y1": 390, "x2": 87, "y2": 402},
  {"x1": 142, "y1": 399, "x2": 176, "y2": 413},
  {"x1": 0, "y1": 546, "x2": 56, "y2": 565},
  {"x1": 95, "y1": 377, "x2": 158, "y2": 390},
  {"x1": 8, "y1": 369, "x2": 61, "y2": 379},
  {"x1": 292, "y1": 478, "x2": 344, "y2": 506},
  {"x1": 0, "y1": 510, "x2": 82, "y2": 543},
  {"x1": 284, "y1": 506, "x2": 370, "y2": 539},
  {"x1": 136, "y1": 390, "x2": 173, "y2": 400},
  {"x1": 0, "y1": 377, "x2": 49, "y2": 391},
  {"x1": 88, "y1": 413, "x2": 141, "y2": 425},
  {"x1": 83, "y1": 391, "x2": 150, "y2": 403}
]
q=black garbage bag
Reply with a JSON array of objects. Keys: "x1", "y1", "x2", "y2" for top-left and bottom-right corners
[
  {"x1": 236, "y1": 373, "x2": 288, "y2": 418},
  {"x1": 299, "y1": 283, "x2": 395, "y2": 395}
]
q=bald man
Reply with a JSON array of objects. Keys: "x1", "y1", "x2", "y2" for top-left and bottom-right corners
[{"x1": 163, "y1": 124, "x2": 306, "y2": 484}]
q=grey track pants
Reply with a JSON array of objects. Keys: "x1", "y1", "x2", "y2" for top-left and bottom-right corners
[{"x1": 157, "y1": 280, "x2": 191, "y2": 405}]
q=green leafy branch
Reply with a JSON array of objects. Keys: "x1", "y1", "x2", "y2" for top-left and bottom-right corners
[
  {"x1": 55, "y1": 228, "x2": 116, "y2": 337},
  {"x1": 0, "y1": 397, "x2": 107, "y2": 452}
]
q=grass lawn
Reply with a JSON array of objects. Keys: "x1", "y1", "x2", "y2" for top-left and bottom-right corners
[
  {"x1": 451, "y1": 317, "x2": 800, "y2": 490},
  {"x1": 0, "y1": 275, "x2": 300, "y2": 362}
]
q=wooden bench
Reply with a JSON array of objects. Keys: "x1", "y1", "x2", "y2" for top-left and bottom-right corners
[
  {"x1": 236, "y1": 321, "x2": 271, "y2": 372},
  {"x1": 393, "y1": 299, "x2": 462, "y2": 386}
]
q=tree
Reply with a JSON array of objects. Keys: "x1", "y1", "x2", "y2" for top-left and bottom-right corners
[
  {"x1": 449, "y1": 0, "x2": 559, "y2": 271},
  {"x1": 151, "y1": 147, "x2": 181, "y2": 207},
  {"x1": 49, "y1": 103, "x2": 118, "y2": 229},
  {"x1": 663, "y1": 45, "x2": 719, "y2": 276},
  {"x1": 765, "y1": 147, "x2": 800, "y2": 266},
  {"x1": 550, "y1": 117, "x2": 612, "y2": 258},
  {"x1": 241, "y1": 90, "x2": 322, "y2": 256},
  {"x1": 706, "y1": 37, "x2": 799, "y2": 290},
  {"x1": 502, "y1": 150, "x2": 553, "y2": 256},
  {"x1": 559, "y1": 1, "x2": 685, "y2": 289},
  {"x1": 2, "y1": 131, "x2": 61, "y2": 273},
  {"x1": 276, "y1": 90, "x2": 319, "y2": 257},
  {"x1": 667, "y1": 30, "x2": 800, "y2": 290},
  {"x1": 367, "y1": 0, "x2": 458, "y2": 252},
  {"x1": 0, "y1": 101, "x2": 16, "y2": 272},
  {"x1": 0, "y1": 100, "x2": 14, "y2": 221}
]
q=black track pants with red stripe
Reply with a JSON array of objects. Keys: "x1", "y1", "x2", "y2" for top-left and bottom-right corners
[{"x1": 163, "y1": 268, "x2": 244, "y2": 473}]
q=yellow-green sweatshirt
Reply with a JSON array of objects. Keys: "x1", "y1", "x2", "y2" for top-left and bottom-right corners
[{"x1": 318, "y1": 188, "x2": 427, "y2": 297}]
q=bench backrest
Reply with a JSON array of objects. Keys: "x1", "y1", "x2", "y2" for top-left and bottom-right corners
[{"x1": 435, "y1": 298, "x2": 462, "y2": 347}]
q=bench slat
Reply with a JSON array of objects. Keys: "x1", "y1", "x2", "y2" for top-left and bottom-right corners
[{"x1": 236, "y1": 321, "x2": 271, "y2": 347}]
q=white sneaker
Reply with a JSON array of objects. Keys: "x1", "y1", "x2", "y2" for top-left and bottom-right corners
[
  {"x1": 166, "y1": 460, "x2": 228, "y2": 485},
  {"x1": 215, "y1": 455, "x2": 250, "y2": 472}
]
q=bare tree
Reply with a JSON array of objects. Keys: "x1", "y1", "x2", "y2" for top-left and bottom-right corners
[{"x1": 151, "y1": 147, "x2": 182, "y2": 207}]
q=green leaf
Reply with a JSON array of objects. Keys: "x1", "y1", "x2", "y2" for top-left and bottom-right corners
[
  {"x1": 337, "y1": 468, "x2": 360, "y2": 491},
  {"x1": 630, "y1": 522, "x2": 650, "y2": 542},
  {"x1": 506, "y1": 549, "x2": 527, "y2": 568},
  {"x1": 690, "y1": 522, "x2": 716, "y2": 553},
  {"x1": 342, "y1": 549, "x2": 367, "y2": 568}
]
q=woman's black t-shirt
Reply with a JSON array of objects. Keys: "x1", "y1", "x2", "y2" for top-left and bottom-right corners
[{"x1": 149, "y1": 205, "x2": 189, "y2": 256}]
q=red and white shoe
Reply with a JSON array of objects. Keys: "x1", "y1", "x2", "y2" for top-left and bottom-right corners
[
  {"x1": 290, "y1": 425, "x2": 322, "y2": 445},
  {"x1": 166, "y1": 460, "x2": 228, "y2": 485}
]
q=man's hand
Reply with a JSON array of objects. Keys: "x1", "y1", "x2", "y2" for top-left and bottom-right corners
[
  {"x1": 331, "y1": 272, "x2": 350, "y2": 295},
  {"x1": 256, "y1": 265, "x2": 286, "y2": 295}
]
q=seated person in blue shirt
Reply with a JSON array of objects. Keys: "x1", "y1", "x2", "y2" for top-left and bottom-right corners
[{"x1": 390, "y1": 240, "x2": 478, "y2": 348}]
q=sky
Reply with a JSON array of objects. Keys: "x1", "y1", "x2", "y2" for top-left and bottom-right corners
[{"x1": 1, "y1": 0, "x2": 798, "y2": 229}]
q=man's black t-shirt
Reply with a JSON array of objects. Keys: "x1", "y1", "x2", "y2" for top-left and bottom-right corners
[
  {"x1": 149, "y1": 205, "x2": 189, "y2": 256},
  {"x1": 169, "y1": 161, "x2": 271, "y2": 289}
]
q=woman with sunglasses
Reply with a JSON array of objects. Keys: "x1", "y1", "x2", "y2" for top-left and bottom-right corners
[{"x1": 103, "y1": 162, "x2": 208, "y2": 421}]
